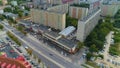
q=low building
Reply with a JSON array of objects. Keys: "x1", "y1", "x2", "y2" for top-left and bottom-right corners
[
  {"x1": 11, "y1": 1, "x2": 18, "y2": 6},
  {"x1": 0, "y1": 9, "x2": 4, "y2": 14},
  {"x1": 3, "y1": 12, "x2": 18, "y2": 20},
  {"x1": 59, "y1": 26, "x2": 75, "y2": 37},
  {"x1": 77, "y1": 9, "x2": 101, "y2": 42}
]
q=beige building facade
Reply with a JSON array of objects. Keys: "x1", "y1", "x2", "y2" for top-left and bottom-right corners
[
  {"x1": 77, "y1": 9, "x2": 101, "y2": 42},
  {"x1": 30, "y1": 9, "x2": 66, "y2": 30},
  {"x1": 69, "y1": 6, "x2": 88, "y2": 19}
]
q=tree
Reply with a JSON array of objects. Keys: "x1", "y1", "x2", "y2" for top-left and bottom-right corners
[
  {"x1": 7, "y1": 31, "x2": 21, "y2": 46},
  {"x1": 25, "y1": 6, "x2": 30, "y2": 11},
  {"x1": 98, "y1": 54, "x2": 104, "y2": 59},
  {"x1": 71, "y1": 19, "x2": 78, "y2": 28},
  {"x1": 86, "y1": 53, "x2": 93, "y2": 61},
  {"x1": 0, "y1": 24, "x2": 3, "y2": 30},
  {"x1": 76, "y1": 42, "x2": 84, "y2": 49},
  {"x1": 26, "y1": 48, "x2": 33, "y2": 55},
  {"x1": 94, "y1": 40, "x2": 104, "y2": 50},
  {"x1": 4, "y1": 7, "x2": 12, "y2": 12},
  {"x1": 18, "y1": 12, "x2": 23, "y2": 18},
  {"x1": 0, "y1": 14, "x2": 5, "y2": 20},
  {"x1": 38, "y1": 59, "x2": 41, "y2": 63},
  {"x1": 89, "y1": 44, "x2": 98, "y2": 53}
]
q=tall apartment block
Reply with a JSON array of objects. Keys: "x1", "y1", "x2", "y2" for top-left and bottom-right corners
[
  {"x1": 47, "y1": 4, "x2": 68, "y2": 13},
  {"x1": 69, "y1": 0, "x2": 100, "y2": 19},
  {"x1": 30, "y1": 4, "x2": 69, "y2": 30},
  {"x1": 30, "y1": 9, "x2": 66, "y2": 30},
  {"x1": 101, "y1": 0, "x2": 120, "y2": 17},
  {"x1": 77, "y1": 9, "x2": 101, "y2": 42},
  {"x1": 69, "y1": 6, "x2": 88, "y2": 19}
]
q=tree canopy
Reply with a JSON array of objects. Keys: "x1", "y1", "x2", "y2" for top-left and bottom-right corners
[{"x1": 85, "y1": 19, "x2": 114, "y2": 51}]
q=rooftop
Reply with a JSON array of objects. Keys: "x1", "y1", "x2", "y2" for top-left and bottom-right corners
[
  {"x1": 57, "y1": 38, "x2": 77, "y2": 48},
  {"x1": 59, "y1": 26, "x2": 75, "y2": 37},
  {"x1": 71, "y1": 3, "x2": 90, "y2": 8}
]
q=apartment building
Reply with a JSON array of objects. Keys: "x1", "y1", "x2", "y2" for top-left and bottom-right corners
[
  {"x1": 30, "y1": 9, "x2": 66, "y2": 30},
  {"x1": 69, "y1": 6, "x2": 88, "y2": 19},
  {"x1": 101, "y1": 0, "x2": 120, "y2": 17},
  {"x1": 69, "y1": 0, "x2": 100, "y2": 19},
  {"x1": 77, "y1": 9, "x2": 101, "y2": 42},
  {"x1": 47, "y1": 4, "x2": 69, "y2": 13}
]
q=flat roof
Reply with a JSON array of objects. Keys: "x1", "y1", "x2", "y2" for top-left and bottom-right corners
[
  {"x1": 35, "y1": 25, "x2": 60, "y2": 38},
  {"x1": 59, "y1": 26, "x2": 75, "y2": 37},
  {"x1": 57, "y1": 38, "x2": 76, "y2": 48}
]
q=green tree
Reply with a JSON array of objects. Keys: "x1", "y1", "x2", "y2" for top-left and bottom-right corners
[
  {"x1": 7, "y1": 31, "x2": 21, "y2": 46},
  {"x1": 4, "y1": 7, "x2": 12, "y2": 12},
  {"x1": 0, "y1": 14, "x2": 5, "y2": 20},
  {"x1": 0, "y1": 24, "x2": 3, "y2": 30},
  {"x1": 89, "y1": 44, "x2": 98, "y2": 53},
  {"x1": 18, "y1": 12, "x2": 23, "y2": 18},
  {"x1": 38, "y1": 59, "x2": 41, "y2": 63},
  {"x1": 26, "y1": 48, "x2": 33, "y2": 55},
  {"x1": 86, "y1": 53, "x2": 93, "y2": 61},
  {"x1": 77, "y1": 42, "x2": 84, "y2": 49}
]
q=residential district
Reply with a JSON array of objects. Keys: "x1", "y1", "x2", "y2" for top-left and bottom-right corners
[{"x1": 0, "y1": 0, "x2": 120, "y2": 68}]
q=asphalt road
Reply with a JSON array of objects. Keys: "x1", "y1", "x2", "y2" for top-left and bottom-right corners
[{"x1": 3, "y1": 24, "x2": 80, "y2": 68}]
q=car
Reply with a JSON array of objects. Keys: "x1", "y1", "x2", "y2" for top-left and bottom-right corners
[
  {"x1": 49, "y1": 53, "x2": 53, "y2": 56},
  {"x1": 15, "y1": 47, "x2": 22, "y2": 53},
  {"x1": 30, "y1": 61, "x2": 38, "y2": 66},
  {"x1": 24, "y1": 46, "x2": 28, "y2": 49},
  {"x1": 6, "y1": 37, "x2": 10, "y2": 40}
]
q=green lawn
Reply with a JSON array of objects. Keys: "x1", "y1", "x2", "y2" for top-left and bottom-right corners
[{"x1": 109, "y1": 43, "x2": 120, "y2": 56}]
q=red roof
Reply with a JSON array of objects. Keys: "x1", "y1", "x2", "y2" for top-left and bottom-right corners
[
  {"x1": 1, "y1": 62, "x2": 6, "y2": 68},
  {"x1": 11, "y1": 64, "x2": 16, "y2": 68},
  {"x1": 16, "y1": 56, "x2": 25, "y2": 61},
  {"x1": 7, "y1": 64, "x2": 12, "y2": 68}
]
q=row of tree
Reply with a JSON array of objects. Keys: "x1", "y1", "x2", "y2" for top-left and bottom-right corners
[
  {"x1": 7, "y1": 31, "x2": 21, "y2": 46},
  {"x1": 16, "y1": 25, "x2": 27, "y2": 35}
]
